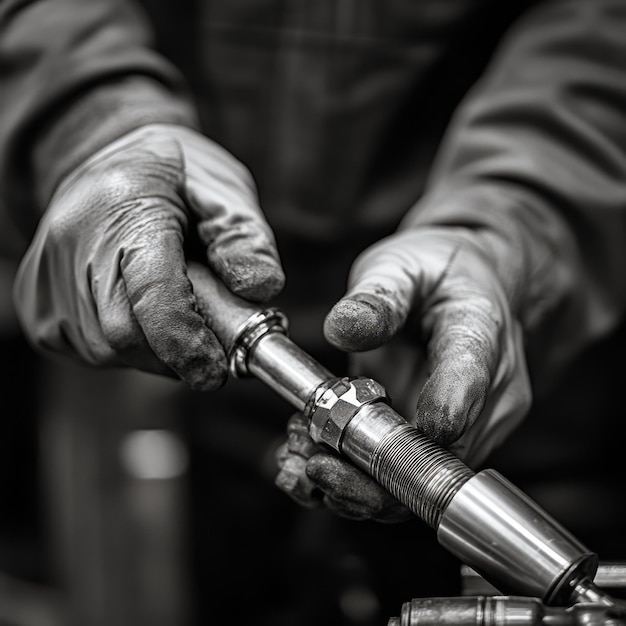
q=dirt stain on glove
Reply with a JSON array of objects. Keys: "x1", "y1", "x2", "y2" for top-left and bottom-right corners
[{"x1": 324, "y1": 289, "x2": 403, "y2": 352}]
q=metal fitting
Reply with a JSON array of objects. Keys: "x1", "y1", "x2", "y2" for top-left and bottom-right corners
[
  {"x1": 228, "y1": 308, "x2": 288, "y2": 378},
  {"x1": 388, "y1": 595, "x2": 626, "y2": 626},
  {"x1": 306, "y1": 376, "x2": 389, "y2": 451}
]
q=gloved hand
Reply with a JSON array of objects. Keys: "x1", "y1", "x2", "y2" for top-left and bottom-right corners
[
  {"x1": 277, "y1": 224, "x2": 532, "y2": 522},
  {"x1": 324, "y1": 226, "x2": 531, "y2": 468},
  {"x1": 13, "y1": 123, "x2": 285, "y2": 390},
  {"x1": 275, "y1": 412, "x2": 413, "y2": 523}
]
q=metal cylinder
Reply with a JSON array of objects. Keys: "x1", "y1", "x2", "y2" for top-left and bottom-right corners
[
  {"x1": 391, "y1": 596, "x2": 548, "y2": 626},
  {"x1": 388, "y1": 596, "x2": 626, "y2": 626},
  {"x1": 247, "y1": 332, "x2": 333, "y2": 411},
  {"x1": 436, "y1": 470, "x2": 598, "y2": 605},
  {"x1": 343, "y1": 403, "x2": 474, "y2": 529}
]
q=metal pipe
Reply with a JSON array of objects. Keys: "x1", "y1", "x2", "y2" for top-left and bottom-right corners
[
  {"x1": 436, "y1": 470, "x2": 597, "y2": 605},
  {"x1": 248, "y1": 332, "x2": 333, "y2": 412},
  {"x1": 461, "y1": 563, "x2": 626, "y2": 597},
  {"x1": 387, "y1": 596, "x2": 626, "y2": 625}
]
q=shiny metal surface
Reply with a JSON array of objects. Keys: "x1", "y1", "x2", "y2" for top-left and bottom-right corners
[
  {"x1": 226, "y1": 304, "x2": 610, "y2": 609},
  {"x1": 246, "y1": 332, "x2": 332, "y2": 411},
  {"x1": 437, "y1": 470, "x2": 597, "y2": 604},
  {"x1": 353, "y1": 404, "x2": 474, "y2": 528},
  {"x1": 570, "y1": 577, "x2": 618, "y2": 607},
  {"x1": 307, "y1": 376, "x2": 388, "y2": 450},
  {"x1": 595, "y1": 564, "x2": 626, "y2": 591},
  {"x1": 462, "y1": 563, "x2": 626, "y2": 598},
  {"x1": 388, "y1": 596, "x2": 626, "y2": 625},
  {"x1": 341, "y1": 402, "x2": 408, "y2": 472},
  {"x1": 228, "y1": 307, "x2": 289, "y2": 377}
]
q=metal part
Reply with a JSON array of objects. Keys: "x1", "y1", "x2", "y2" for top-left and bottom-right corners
[
  {"x1": 461, "y1": 563, "x2": 626, "y2": 597},
  {"x1": 306, "y1": 376, "x2": 388, "y2": 450},
  {"x1": 595, "y1": 564, "x2": 626, "y2": 592},
  {"x1": 219, "y1": 300, "x2": 613, "y2": 608},
  {"x1": 228, "y1": 308, "x2": 289, "y2": 378},
  {"x1": 245, "y1": 330, "x2": 334, "y2": 411},
  {"x1": 387, "y1": 596, "x2": 626, "y2": 625},
  {"x1": 342, "y1": 401, "x2": 474, "y2": 529},
  {"x1": 437, "y1": 470, "x2": 598, "y2": 605}
]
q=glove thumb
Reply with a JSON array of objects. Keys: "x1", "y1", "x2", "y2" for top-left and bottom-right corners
[{"x1": 323, "y1": 237, "x2": 417, "y2": 352}]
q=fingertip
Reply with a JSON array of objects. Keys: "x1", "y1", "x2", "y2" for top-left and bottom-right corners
[
  {"x1": 207, "y1": 246, "x2": 285, "y2": 302},
  {"x1": 305, "y1": 454, "x2": 371, "y2": 502},
  {"x1": 165, "y1": 323, "x2": 228, "y2": 392},
  {"x1": 182, "y1": 342, "x2": 229, "y2": 392},
  {"x1": 186, "y1": 367, "x2": 228, "y2": 392},
  {"x1": 323, "y1": 294, "x2": 397, "y2": 352},
  {"x1": 305, "y1": 453, "x2": 340, "y2": 484},
  {"x1": 415, "y1": 397, "x2": 464, "y2": 447},
  {"x1": 275, "y1": 455, "x2": 324, "y2": 508},
  {"x1": 415, "y1": 362, "x2": 488, "y2": 446},
  {"x1": 227, "y1": 257, "x2": 285, "y2": 302}
]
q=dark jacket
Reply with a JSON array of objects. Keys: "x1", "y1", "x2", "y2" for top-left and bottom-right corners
[{"x1": 2, "y1": 0, "x2": 625, "y2": 358}]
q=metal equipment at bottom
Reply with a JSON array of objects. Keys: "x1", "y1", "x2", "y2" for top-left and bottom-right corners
[
  {"x1": 386, "y1": 563, "x2": 626, "y2": 625},
  {"x1": 387, "y1": 595, "x2": 626, "y2": 625}
]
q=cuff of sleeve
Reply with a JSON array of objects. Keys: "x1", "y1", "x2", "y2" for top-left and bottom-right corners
[
  {"x1": 399, "y1": 181, "x2": 572, "y2": 320},
  {"x1": 398, "y1": 180, "x2": 616, "y2": 393},
  {"x1": 31, "y1": 76, "x2": 200, "y2": 211}
]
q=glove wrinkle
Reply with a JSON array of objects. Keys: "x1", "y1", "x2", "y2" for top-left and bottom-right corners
[
  {"x1": 325, "y1": 226, "x2": 531, "y2": 468},
  {"x1": 307, "y1": 454, "x2": 407, "y2": 523},
  {"x1": 14, "y1": 124, "x2": 283, "y2": 391},
  {"x1": 273, "y1": 412, "x2": 412, "y2": 522},
  {"x1": 324, "y1": 294, "x2": 396, "y2": 352}
]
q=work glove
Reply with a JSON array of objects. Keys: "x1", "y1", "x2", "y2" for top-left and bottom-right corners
[
  {"x1": 277, "y1": 215, "x2": 536, "y2": 521},
  {"x1": 13, "y1": 123, "x2": 285, "y2": 390},
  {"x1": 323, "y1": 225, "x2": 532, "y2": 468}
]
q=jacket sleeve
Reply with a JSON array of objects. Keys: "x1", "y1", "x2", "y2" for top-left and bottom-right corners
[
  {"x1": 0, "y1": 0, "x2": 200, "y2": 236},
  {"x1": 400, "y1": 0, "x2": 626, "y2": 394}
]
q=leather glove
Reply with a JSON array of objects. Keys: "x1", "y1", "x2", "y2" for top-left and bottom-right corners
[
  {"x1": 324, "y1": 225, "x2": 531, "y2": 468},
  {"x1": 276, "y1": 224, "x2": 531, "y2": 521},
  {"x1": 13, "y1": 123, "x2": 285, "y2": 390},
  {"x1": 275, "y1": 412, "x2": 413, "y2": 523}
]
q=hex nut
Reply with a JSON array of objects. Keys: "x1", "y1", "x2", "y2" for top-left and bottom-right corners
[{"x1": 309, "y1": 377, "x2": 388, "y2": 450}]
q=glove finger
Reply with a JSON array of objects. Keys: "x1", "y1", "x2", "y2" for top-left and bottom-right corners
[
  {"x1": 120, "y1": 229, "x2": 228, "y2": 391},
  {"x1": 306, "y1": 453, "x2": 413, "y2": 523},
  {"x1": 96, "y1": 261, "x2": 191, "y2": 379},
  {"x1": 446, "y1": 320, "x2": 531, "y2": 467},
  {"x1": 323, "y1": 232, "x2": 452, "y2": 352},
  {"x1": 415, "y1": 264, "x2": 504, "y2": 447},
  {"x1": 181, "y1": 129, "x2": 285, "y2": 302},
  {"x1": 286, "y1": 410, "x2": 310, "y2": 435},
  {"x1": 13, "y1": 226, "x2": 123, "y2": 365},
  {"x1": 274, "y1": 442, "x2": 324, "y2": 509},
  {"x1": 285, "y1": 412, "x2": 321, "y2": 458}
]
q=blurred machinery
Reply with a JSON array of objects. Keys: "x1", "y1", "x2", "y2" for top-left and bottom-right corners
[{"x1": 387, "y1": 564, "x2": 626, "y2": 625}]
